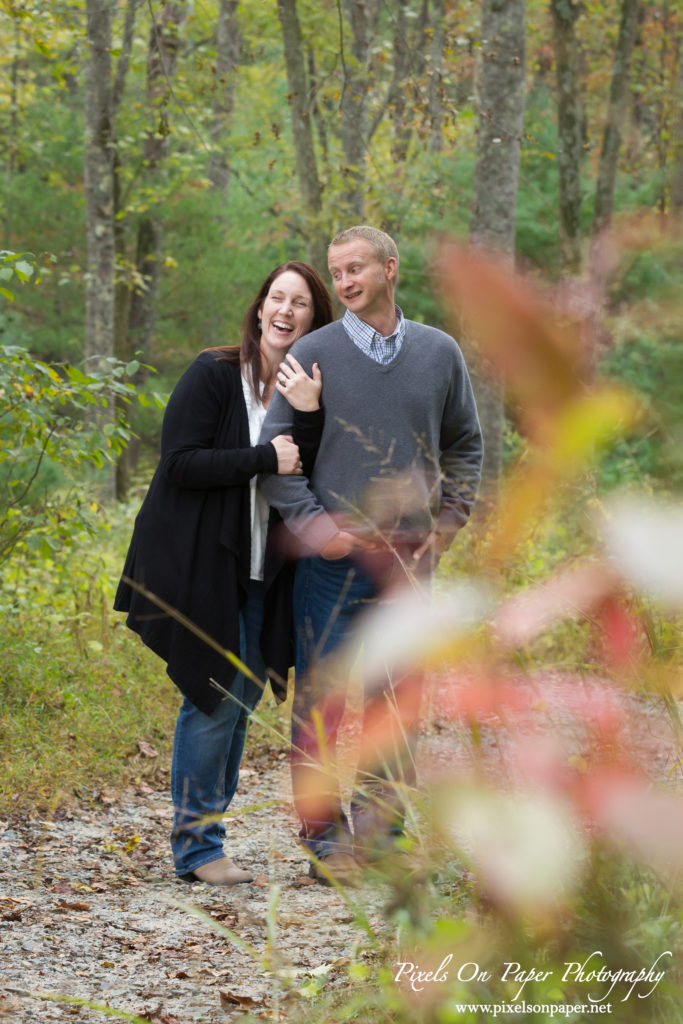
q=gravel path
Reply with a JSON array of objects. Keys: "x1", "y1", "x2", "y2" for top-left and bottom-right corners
[{"x1": 0, "y1": 750, "x2": 390, "y2": 1024}]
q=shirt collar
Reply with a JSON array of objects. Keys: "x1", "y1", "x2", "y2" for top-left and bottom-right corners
[{"x1": 342, "y1": 305, "x2": 405, "y2": 348}]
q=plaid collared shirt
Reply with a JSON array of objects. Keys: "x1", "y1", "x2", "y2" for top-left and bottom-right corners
[{"x1": 341, "y1": 305, "x2": 405, "y2": 365}]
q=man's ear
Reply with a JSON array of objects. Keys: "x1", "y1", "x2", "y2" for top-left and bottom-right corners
[{"x1": 384, "y1": 257, "x2": 398, "y2": 284}]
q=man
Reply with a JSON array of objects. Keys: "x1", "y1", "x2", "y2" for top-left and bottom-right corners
[{"x1": 259, "y1": 225, "x2": 483, "y2": 884}]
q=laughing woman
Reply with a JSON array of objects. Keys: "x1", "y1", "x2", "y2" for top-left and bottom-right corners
[{"x1": 115, "y1": 261, "x2": 332, "y2": 885}]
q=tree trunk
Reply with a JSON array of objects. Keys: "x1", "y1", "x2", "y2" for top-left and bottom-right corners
[
  {"x1": 84, "y1": 0, "x2": 115, "y2": 377},
  {"x1": 277, "y1": 0, "x2": 327, "y2": 273},
  {"x1": 113, "y1": 154, "x2": 134, "y2": 502},
  {"x1": 113, "y1": 0, "x2": 186, "y2": 499},
  {"x1": 111, "y1": 0, "x2": 140, "y2": 501},
  {"x1": 366, "y1": 0, "x2": 420, "y2": 236},
  {"x1": 591, "y1": 0, "x2": 640, "y2": 238},
  {"x1": 468, "y1": 0, "x2": 526, "y2": 503},
  {"x1": 668, "y1": 24, "x2": 683, "y2": 215},
  {"x1": 132, "y1": 0, "x2": 186, "y2": 355},
  {"x1": 84, "y1": 0, "x2": 116, "y2": 499},
  {"x1": 308, "y1": 46, "x2": 329, "y2": 164},
  {"x1": 388, "y1": 1, "x2": 412, "y2": 165},
  {"x1": 550, "y1": 0, "x2": 583, "y2": 272},
  {"x1": 365, "y1": 0, "x2": 425, "y2": 163},
  {"x1": 208, "y1": 0, "x2": 239, "y2": 195},
  {"x1": 339, "y1": 0, "x2": 373, "y2": 219},
  {"x1": 6, "y1": 15, "x2": 24, "y2": 242},
  {"x1": 113, "y1": 0, "x2": 140, "y2": 111},
  {"x1": 427, "y1": 0, "x2": 446, "y2": 151}
]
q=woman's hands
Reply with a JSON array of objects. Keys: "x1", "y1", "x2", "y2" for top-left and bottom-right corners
[
  {"x1": 269, "y1": 355, "x2": 319, "y2": 474},
  {"x1": 275, "y1": 355, "x2": 321, "y2": 411},
  {"x1": 271, "y1": 434, "x2": 303, "y2": 475}
]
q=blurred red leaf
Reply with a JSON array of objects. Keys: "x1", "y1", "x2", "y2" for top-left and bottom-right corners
[
  {"x1": 493, "y1": 561, "x2": 622, "y2": 648},
  {"x1": 436, "y1": 242, "x2": 588, "y2": 438}
]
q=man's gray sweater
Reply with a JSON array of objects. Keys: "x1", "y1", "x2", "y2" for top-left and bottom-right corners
[{"x1": 259, "y1": 319, "x2": 483, "y2": 553}]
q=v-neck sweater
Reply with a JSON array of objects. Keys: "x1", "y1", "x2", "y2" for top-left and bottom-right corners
[{"x1": 259, "y1": 318, "x2": 483, "y2": 553}]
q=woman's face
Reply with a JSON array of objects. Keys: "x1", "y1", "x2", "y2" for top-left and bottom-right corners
[{"x1": 258, "y1": 270, "x2": 315, "y2": 357}]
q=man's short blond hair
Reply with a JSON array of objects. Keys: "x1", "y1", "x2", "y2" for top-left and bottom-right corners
[{"x1": 328, "y1": 225, "x2": 399, "y2": 266}]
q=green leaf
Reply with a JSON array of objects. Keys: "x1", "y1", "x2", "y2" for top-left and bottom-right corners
[
  {"x1": 14, "y1": 260, "x2": 35, "y2": 281},
  {"x1": 65, "y1": 365, "x2": 88, "y2": 385}
]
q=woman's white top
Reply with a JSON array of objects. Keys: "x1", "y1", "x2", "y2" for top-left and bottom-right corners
[{"x1": 241, "y1": 372, "x2": 270, "y2": 581}]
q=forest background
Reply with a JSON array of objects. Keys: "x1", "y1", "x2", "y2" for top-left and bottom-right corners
[{"x1": 1, "y1": 0, "x2": 683, "y2": 1021}]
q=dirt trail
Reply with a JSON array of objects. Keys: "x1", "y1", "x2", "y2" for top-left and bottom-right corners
[{"x1": 0, "y1": 757, "x2": 392, "y2": 1023}]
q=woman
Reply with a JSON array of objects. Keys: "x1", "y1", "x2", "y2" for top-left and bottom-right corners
[{"x1": 114, "y1": 261, "x2": 332, "y2": 886}]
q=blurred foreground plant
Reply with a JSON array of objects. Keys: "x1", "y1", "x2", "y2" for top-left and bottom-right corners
[{"x1": 274, "y1": 234, "x2": 683, "y2": 1023}]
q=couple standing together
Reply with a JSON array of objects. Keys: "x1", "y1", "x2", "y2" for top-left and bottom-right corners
[{"x1": 115, "y1": 225, "x2": 483, "y2": 887}]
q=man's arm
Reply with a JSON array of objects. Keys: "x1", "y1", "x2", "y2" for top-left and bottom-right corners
[
  {"x1": 291, "y1": 406, "x2": 324, "y2": 479},
  {"x1": 436, "y1": 344, "x2": 485, "y2": 535},
  {"x1": 259, "y1": 387, "x2": 340, "y2": 554}
]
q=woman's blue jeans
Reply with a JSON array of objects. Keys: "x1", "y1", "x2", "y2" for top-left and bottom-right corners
[{"x1": 170, "y1": 581, "x2": 266, "y2": 876}]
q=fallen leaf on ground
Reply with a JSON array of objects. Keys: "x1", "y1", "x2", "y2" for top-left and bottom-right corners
[
  {"x1": 56, "y1": 900, "x2": 92, "y2": 912},
  {"x1": 97, "y1": 788, "x2": 118, "y2": 804},
  {"x1": 211, "y1": 911, "x2": 239, "y2": 927},
  {"x1": 137, "y1": 741, "x2": 159, "y2": 758},
  {"x1": 137, "y1": 1004, "x2": 184, "y2": 1024},
  {"x1": 219, "y1": 989, "x2": 264, "y2": 1008},
  {"x1": 310, "y1": 956, "x2": 351, "y2": 975}
]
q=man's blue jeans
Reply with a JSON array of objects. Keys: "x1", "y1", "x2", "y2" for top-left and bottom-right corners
[
  {"x1": 291, "y1": 554, "x2": 422, "y2": 859},
  {"x1": 171, "y1": 581, "x2": 266, "y2": 877}
]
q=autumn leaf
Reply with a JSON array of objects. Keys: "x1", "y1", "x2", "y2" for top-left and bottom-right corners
[
  {"x1": 137, "y1": 740, "x2": 159, "y2": 758},
  {"x1": 219, "y1": 989, "x2": 264, "y2": 1009}
]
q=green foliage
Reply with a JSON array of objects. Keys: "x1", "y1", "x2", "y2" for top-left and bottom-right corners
[
  {"x1": 0, "y1": 341, "x2": 159, "y2": 565},
  {"x1": 0, "y1": 247, "x2": 54, "y2": 300},
  {"x1": 516, "y1": 88, "x2": 565, "y2": 274},
  {"x1": 610, "y1": 244, "x2": 683, "y2": 306},
  {"x1": 0, "y1": 520, "x2": 178, "y2": 813},
  {"x1": 597, "y1": 332, "x2": 683, "y2": 491},
  {"x1": 597, "y1": 237, "x2": 683, "y2": 492}
]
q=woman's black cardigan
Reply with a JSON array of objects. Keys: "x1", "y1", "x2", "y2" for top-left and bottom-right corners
[{"x1": 114, "y1": 350, "x2": 322, "y2": 715}]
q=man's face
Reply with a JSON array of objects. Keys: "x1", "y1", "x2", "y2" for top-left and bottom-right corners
[{"x1": 328, "y1": 239, "x2": 396, "y2": 322}]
